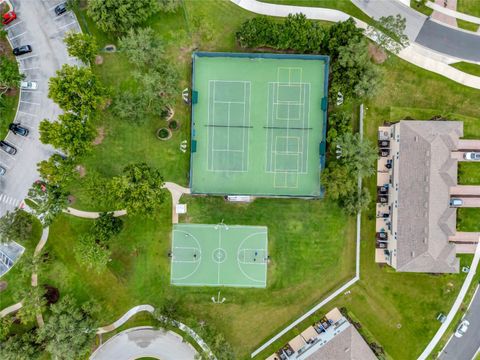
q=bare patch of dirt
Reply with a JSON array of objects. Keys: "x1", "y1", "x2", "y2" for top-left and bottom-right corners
[
  {"x1": 67, "y1": 195, "x2": 76, "y2": 205},
  {"x1": 99, "y1": 98, "x2": 111, "y2": 111},
  {"x1": 368, "y1": 43, "x2": 388, "y2": 64},
  {"x1": 95, "y1": 55, "x2": 104, "y2": 65},
  {"x1": 0, "y1": 281, "x2": 7, "y2": 291},
  {"x1": 93, "y1": 127, "x2": 105, "y2": 145},
  {"x1": 76, "y1": 165, "x2": 86, "y2": 178}
]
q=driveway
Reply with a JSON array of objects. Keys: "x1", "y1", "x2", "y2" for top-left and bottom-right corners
[
  {"x1": 352, "y1": 0, "x2": 480, "y2": 62},
  {"x1": 0, "y1": 0, "x2": 81, "y2": 215},
  {"x1": 439, "y1": 285, "x2": 480, "y2": 360},
  {"x1": 90, "y1": 327, "x2": 198, "y2": 360},
  {"x1": 450, "y1": 186, "x2": 480, "y2": 197}
]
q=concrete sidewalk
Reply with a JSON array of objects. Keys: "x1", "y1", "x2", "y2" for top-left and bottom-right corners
[{"x1": 230, "y1": 0, "x2": 480, "y2": 90}]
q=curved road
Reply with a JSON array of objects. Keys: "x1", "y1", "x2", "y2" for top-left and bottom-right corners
[
  {"x1": 439, "y1": 285, "x2": 480, "y2": 360},
  {"x1": 352, "y1": 0, "x2": 480, "y2": 62},
  {"x1": 90, "y1": 327, "x2": 198, "y2": 360},
  {"x1": 1, "y1": 0, "x2": 81, "y2": 215}
]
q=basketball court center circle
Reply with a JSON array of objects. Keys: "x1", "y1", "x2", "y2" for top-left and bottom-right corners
[{"x1": 212, "y1": 248, "x2": 227, "y2": 263}]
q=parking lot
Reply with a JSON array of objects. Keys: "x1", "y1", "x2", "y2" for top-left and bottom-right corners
[{"x1": 0, "y1": 0, "x2": 81, "y2": 213}]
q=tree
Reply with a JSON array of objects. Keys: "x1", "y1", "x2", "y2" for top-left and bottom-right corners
[
  {"x1": 134, "y1": 60, "x2": 179, "y2": 115},
  {"x1": 333, "y1": 132, "x2": 377, "y2": 178},
  {"x1": 36, "y1": 296, "x2": 97, "y2": 360},
  {"x1": 0, "y1": 209, "x2": 34, "y2": 244},
  {"x1": 39, "y1": 113, "x2": 96, "y2": 157},
  {"x1": 326, "y1": 111, "x2": 352, "y2": 143},
  {"x1": 321, "y1": 162, "x2": 357, "y2": 201},
  {"x1": 16, "y1": 286, "x2": 47, "y2": 325},
  {"x1": 119, "y1": 27, "x2": 164, "y2": 68},
  {"x1": 74, "y1": 234, "x2": 111, "y2": 273},
  {"x1": 108, "y1": 163, "x2": 166, "y2": 216},
  {"x1": 331, "y1": 39, "x2": 381, "y2": 99},
  {"x1": 64, "y1": 32, "x2": 98, "y2": 65},
  {"x1": 277, "y1": 13, "x2": 325, "y2": 53},
  {"x1": 1, "y1": 331, "x2": 42, "y2": 360},
  {"x1": 158, "y1": 0, "x2": 181, "y2": 12},
  {"x1": 236, "y1": 16, "x2": 278, "y2": 48},
  {"x1": 48, "y1": 64, "x2": 104, "y2": 114},
  {"x1": 37, "y1": 154, "x2": 77, "y2": 186},
  {"x1": 0, "y1": 316, "x2": 13, "y2": 341},
  {"x1": 324, "y1": 17, "x2": 363, "y2": 59},
  {"x1": 0, "y1": 56, "x2": 24, "y2": 95},
  {"x1": 27, "y1": 181, "x2": 68, "y2": 227},
  {"x1": 87, "y1": 0, "x2": 159, "y2": 34},
  {"x1": 340, "y1": 187, "x2": 371, "y2": 216},
  {"x1": 93, "y1": 212, "x2": 123, "y2": 242},
  {"x1": 112, "y1": 90, "x2": 147, "y2": 124},
  {"x1": 367, "y1": 14, "x2": 409, "y2": 54}
]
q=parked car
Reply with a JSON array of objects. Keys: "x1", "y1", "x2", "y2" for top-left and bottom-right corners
[
  {"x1": 454, "y1": 320, "x2": 470, "y2": 338},
  {"x1": 54, "y1": 3, "x2": 67, "y2": 16},
  {"x1": 13, "y1": 45, "x2": 32, "y2": 56},
  {"x1": 20, "y1": 81, "x2": 38, "y2": 90},
  {"x1": 0, "y1": 166, "x2": 6, "y2": 176},
  {"x1": 464, "y1": 152, "x2": 480, "y2": 161},
  {"x1": 450, "y1": 198, "x2": 463, "y2": 207},
  {"x1": 0, "y1": 141, "x2": 17, "y2": 155},
  {"x1": 2, "y1": 11, "x2": 16, "y2": 25},
  {"x1": 9, "y1": 123, "x2": 29, "y2": 137}
]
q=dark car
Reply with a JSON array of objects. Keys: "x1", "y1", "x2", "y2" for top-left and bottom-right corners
[
  {"x1": 9, "y1": 123, "x2": 29, "y2": 137},
  {"x1": 0, "y1": 141, "x2": 17, "y2": 155},
  {"x1": 54, "y1": 3, "x2": 67, "y2": 16},
  {"x1": 13, "y1": 45, "x2": 32, "y2": 56},
  {"x1": 0, "y1": 166, "x2": 6, "y2": 176}
]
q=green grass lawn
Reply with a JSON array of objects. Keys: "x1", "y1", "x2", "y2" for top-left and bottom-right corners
[
  {"x1": 456, "y1": 18, "x2": 479, "y2": 32},
  {"x1": 0, "y1": 93, "x2": 19, "y2": 139},
  {"x1": 451, "y1": 62, "x2": 480, "y2": 77},
  {"x1": 457, "y1": 208, "x2": 480, "y2": 231},
  {"x1": 0, "y1": 218, "x2": 43, "y2": 309},
  {"x1": 39, "y1": 197, "x2": 356, "y2": 359},
  {"x1": 4, "y1": 1, "x2": 480, "y2": 359},
  {"x1": 458, "y1": 162, "x2": 480, "y2": 185},
  {"x1": 458, "y1": 0, "x2": 480, "y2": 17}
]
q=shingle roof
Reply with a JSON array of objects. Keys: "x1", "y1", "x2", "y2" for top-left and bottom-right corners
[
  {"x1": 305, "y1": 324, "x2": 377, "y2": 360},
  {"x1": 395, "y1": 121, "x2": 463, "y2": 273}
]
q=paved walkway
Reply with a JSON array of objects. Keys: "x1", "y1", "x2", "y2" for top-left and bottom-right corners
[
  {"x1": 64, "y1": 208, "x2": 127, "y2": 219},
  {"x1": 164, "y1": 182, "x2": 190, "y2": 224},
  {"x1": 431, "y1": 0, "x2": 458, "y2": 27},
  {"x1": 449, "y1": 232, "x2": 480, "y2": 243},
  {"x1": 427, "y1": 1, "x2": 480, "y2": 26},
  {"x1": 458, "y1": 140, "x2": 480, "y2": 150},
  {"x1": 97, "y1": 305, "x2": 154, "y2": 334},
  {"x1": 230, "y1": 0, "x2": 480, "y2": 89},
  {"x1": 419, "y1": 242, "x2": 480, "y2": 359},
  {"x1": 450, "y1": 186, "x2": 480, "y2": 196},
  {"x1": 90, "y1": 327, "x2": 197, "y2": 360}
]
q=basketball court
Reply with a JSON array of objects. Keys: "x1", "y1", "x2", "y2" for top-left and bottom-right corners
[
  {"x1": 190, "y1": 52, "x2": 329, "y2": 197},
  {"x1": 170, "y1": 223, "x2": 268, "y2": 288}
]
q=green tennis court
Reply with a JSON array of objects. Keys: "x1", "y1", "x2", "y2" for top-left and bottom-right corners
[
  {"x1": 170, "y1": 224, "x2": 268, "y2": 288},
  {"x1": 190, "y1": 52, "x2": 329, "y2": 197}
]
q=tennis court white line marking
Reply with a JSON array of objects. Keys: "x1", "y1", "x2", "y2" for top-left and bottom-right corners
[
  {"x1": 212, "y1": 149, "x2": 244, "y2": 152},
  {"x1": 207, "y1": 81, "x2": 211, "y2": 171},
  {"x1": 214, "y1": 100, "x2": 245, "y2": 104},
  {"x1": 212, "y1": 81, "x2": 216, "y2": 171},
  {"x1": 246, "y1": 81, "x2": 252, "y2": 172}
]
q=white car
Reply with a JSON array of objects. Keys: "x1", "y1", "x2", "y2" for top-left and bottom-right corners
[
  {"x1": 454, "y1": 320, "x2": 470, "y2": 338},
  {"x1": 20, "y1": 81, "x2": 38, "y2": 90},
  {"x1": 464, "y1": 152, "x2": 480, "y2": 161}
]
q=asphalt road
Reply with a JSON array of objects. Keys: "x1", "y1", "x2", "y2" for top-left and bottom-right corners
[
  {"x1": 353, "y1": 0, "x2": 480, "y2": 62},
  {"x1": 415, "y1": 20, "x2": 480, "y2": 62},
  {"x1": 90, "y1": 327, "x2": 197, "y2": 360},
  {"x1": 1, "y1": 0, "x2": 81, "y2": 215},
  {"x1": 439, "y1": 285, "x2": 480, "y2": 360}
]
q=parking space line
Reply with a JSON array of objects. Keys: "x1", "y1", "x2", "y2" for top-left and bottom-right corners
[
  {"x1": 0, "y1": 152, "x2": 15, "y2": 160},
  {"x1": 17, "y1": 111, "x2": 37, "y2": 117},
  {"x1": 8, "y1": 31, "x2": 26, "y2": 40},
  {"x1": 18, "y1": 55, "x2": 39, "y2": 61},
  {"x1": 58, "y1": 21, "x2": 77, "y2": 29},
  {"x1": 20, "y1": 100, "x2": 40, "y2": 106},
  {"x1": 20, "y1": 67, "x2": 40, "y2": 71},
  {"x1": 5, "y1": 20, "x2": 23, "y2": 30},
  {"x1": 54, "y1": 11, "x2": 72, "y2": 20}
]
